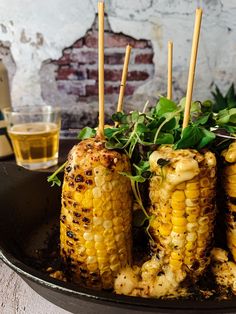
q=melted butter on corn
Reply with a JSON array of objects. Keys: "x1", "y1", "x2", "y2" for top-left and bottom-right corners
[
  {"x1": 222, "y1": 142, "x2": 236, "y2": 262},
  {"x1": 148, "y1": 145, "x2": 216, "y2": 281}
]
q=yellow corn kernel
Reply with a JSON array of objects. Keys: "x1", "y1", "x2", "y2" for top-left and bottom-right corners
[
  {"x1": 95, "y1": 242, "x2": 106, "y2": 250},
  {"x1": 73, "y1": 191, "x2": 83, "y2": 203},
  {"x1": 185, "y1": 198, "x2": 199, "y2": 207},
  {"x1": 172, "y1": 190, "x2": 185, "y2": 202},
  {"x1": 186, "y1": 241, "x2": 196, "y2": 250},
  {"x1": 171, "y1": 217, "x2": 187, "y2": 226},
  {"x1": 86, "y1": 248, "x2": 96, "y2": 256},
  {"x1": 229, "y1": 203, "x2": 236, "y2": 212},
  {"x1": 159, "y1": 224, "x2": 172, "y2": 236},
  {"x1": 171, "y1": 251, "x2": 182, "y2": 260},
  {"x1": 185, "y1": 189, "x2": 200, "y2": 199},
  {"x1": 187, "y1": 214, "x2": 198, "y2": 223},
  {"x1": 198, "y1": 216, "x2": 209, "y2": 225},
  {"x1": 228, "y1": 189, "x2": 236, "y2": 198},
  {"x1": 172, "y1": 225, "x2": 187, "y2": 233},
  {"x1": 200, "y1": 177, "x2": 210, "y2": 187},
  {"x1": 85, "y1": 241, "x2": 95, "y2": 249},
  {"x1": 224, "y1": 164, "x2": 236, "y2": 176},
  {"x1": 176, "y1": 182, "x2": 186, "y2": 190},
  {"x1": 184, "y1": 256, "x2": 194, "y2": 265},
  {"x1": 198, "y1": 240, "x2": 207, "y2": 247},
  {"x1": 186, "y1": 232, "x2": 197, "y2": 241},
  {"x1": 171, "y1": 201, "x2": 185, "y2": 211},
  {"x1": 227, "y1": 174, "x2": 236, "y2": 183},
  {"x1": 200, "y1": 188, "x2": 212, "y2": 197},
  {"x1": 187, "y1": 222, "x2": 198, "y2": 232},
  {"x1": 185, "y1": 250, "x2": 194, "y2": 257},
  {"x1": 198, "y1": 225, "x2": 209, "y2": 234},
  {"x1": 170, "y1": 258, "x2": 182, "y2": 269},
  {"x1": 186, "y1": 206, "x2": 200, "y2": 215},
  {"x1": 87, "y1": 263, "x2": 99, "y2": 272},
  {"x1": 186, "y1": 182, "x2": 200, "y2": 190},
  {"x1": 110, "y1": 263, "x2": 121, "y2": 272},
  {"x1": 172, "y1": 210, "x2": 185, "y2": 217}
]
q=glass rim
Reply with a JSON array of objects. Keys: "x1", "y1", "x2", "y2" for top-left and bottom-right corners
[{"x1": 2, "y1": 105, "x2": 61, "y2": 115}]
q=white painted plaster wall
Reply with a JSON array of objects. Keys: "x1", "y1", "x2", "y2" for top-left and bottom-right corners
[{"x1": 0, "y1": 0, "x2": 235, "y2": 106}]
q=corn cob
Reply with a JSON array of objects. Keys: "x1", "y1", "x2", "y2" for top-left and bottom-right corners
[
  {"x1": 148, "y1": 145, "x2": 216, "y2": 280},
  {"x1": 222, "y1": 141, "x2": 236, "y2": 262},
  {"x1": 60, "y1": 137, "x2": 132, "y2": 289}
]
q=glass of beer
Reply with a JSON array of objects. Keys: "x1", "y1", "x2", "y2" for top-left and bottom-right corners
[{"x1": 3, "y1": 105, "x2": 61, "y2": 170}]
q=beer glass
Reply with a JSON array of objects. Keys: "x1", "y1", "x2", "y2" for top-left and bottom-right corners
[{"x1": 3, "y1": 105, "x2": 61, "y2": 170}]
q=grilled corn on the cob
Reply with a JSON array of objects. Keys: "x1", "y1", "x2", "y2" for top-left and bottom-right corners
[
  {"x1": 148, "y1": 145, "x2": 216, "y2": 280},
  {"x1": 60, "y1": 137, "x2": 132, "y2": 289},
  {"x1": 222, "y1": 141, "x2": 236, "y2": 262}
]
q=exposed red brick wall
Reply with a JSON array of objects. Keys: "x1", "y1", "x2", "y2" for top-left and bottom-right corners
[{"x1": 53, "y1": 15, "x2": 154, "y2": 100}]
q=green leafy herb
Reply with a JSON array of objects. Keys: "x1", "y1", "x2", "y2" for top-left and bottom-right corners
[{"x1": 77, "y1": 127, "x2": 96, "y2": 140}]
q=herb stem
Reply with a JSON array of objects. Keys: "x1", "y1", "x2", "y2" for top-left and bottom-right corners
[{"x1": 47, "y1": 160, "x2": 68, "y2": 181}]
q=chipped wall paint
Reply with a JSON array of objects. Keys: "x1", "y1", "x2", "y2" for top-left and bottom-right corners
[{"x1": 0, "y1": 0, "x2": 235, "y2": 109}]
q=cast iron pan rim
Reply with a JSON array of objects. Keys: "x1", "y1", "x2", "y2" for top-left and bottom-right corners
[{"x1": 1, "y1": 247, "x2": 236, "y2": 312}]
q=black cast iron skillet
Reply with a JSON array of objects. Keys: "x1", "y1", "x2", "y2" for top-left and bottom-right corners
[{"x1": 0, "y1": 139, "x2": 236, "y2": 314}]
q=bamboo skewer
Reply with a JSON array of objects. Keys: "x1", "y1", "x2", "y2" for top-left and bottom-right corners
[
  {"x1": 167, "y1": 41, "x2": 173, "y2": 100},
  {"x1": 182, "y1": 8, "x2": 203, "y2": 129},
  {"x1": 117, "y1": 45, "x2": 132, "y2": 113},
  {"x1": 97, "y1": 1, "x2": 105, "y2": 139}
]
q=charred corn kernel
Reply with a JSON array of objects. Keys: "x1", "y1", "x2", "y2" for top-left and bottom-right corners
[
  {"x1": 60, "y1": 138, "x2": 132, "y2": 289},
  {"x1": 148, "y1": 145, "x2": 216, "y2": 280},
  {"x1": 185, "y1": 189, "x2": 200, "y2": 199}
]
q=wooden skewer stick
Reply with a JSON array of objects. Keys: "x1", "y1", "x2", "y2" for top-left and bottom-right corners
[
  {"x1": 182, "y1": 8, "x2": 203, "y2": 129},
  {"x1": 167, "y1": 41, "x2": 173, "y2": 100},
  {"x1": 97, "y1": 1, "x2": 105, "y2": 139},
  {"x1": 116, "y1": 44, "x2": 132, "y2": 113}
]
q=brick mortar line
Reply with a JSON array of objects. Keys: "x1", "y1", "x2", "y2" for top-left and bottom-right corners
[
  {"x1": 83, "y1": 64, "x2": 154, "y2": 71},
  {"x1": 69, "y1": 47, "x2": 153, "y2": 54}
]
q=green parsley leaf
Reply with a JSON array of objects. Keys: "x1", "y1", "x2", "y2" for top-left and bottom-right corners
[{"x1": 77, "y1": 127, "x2": 96, "y2": 140}]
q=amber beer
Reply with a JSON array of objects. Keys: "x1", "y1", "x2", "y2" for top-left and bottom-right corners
[
  {"x1": 3, "y1": 105, "x2": 61, "y2": 169},
  {"x1": 8, "y1": 122, "x2": 59, "y2": 169}
]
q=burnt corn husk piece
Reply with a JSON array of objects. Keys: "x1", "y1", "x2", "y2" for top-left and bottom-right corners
[
  {"x1": 60, "y1": 137, "x2": 132, "y2": 289},
  {"x1": 148, "y1": 145, "x2": 217, "y2": 280},
  {"x1": 222, "y1": 142, "x2": 236, "y2": 261}
]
